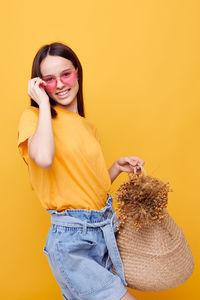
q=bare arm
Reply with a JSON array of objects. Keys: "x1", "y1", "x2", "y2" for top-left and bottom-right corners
[
  {"x1": 28, "y1": 102, "x2": 55, "y2": 169},
  {"x1": 27, "y1": 77, "x2": 55, "y2": 169},
  {"x1": 108, "y1": 161, "x2": 120, "y2": 185}
]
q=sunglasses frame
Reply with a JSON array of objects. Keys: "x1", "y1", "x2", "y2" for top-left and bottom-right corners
[{"x1": 40, "y1": 67, "x2": 78, "y2": 92}]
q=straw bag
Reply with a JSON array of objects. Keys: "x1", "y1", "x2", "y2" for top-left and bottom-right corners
[{"x1": 112, "y1": 167, "x2": 194, "y2": 291}]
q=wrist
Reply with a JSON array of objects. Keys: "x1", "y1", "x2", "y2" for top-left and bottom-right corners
[
  {"x1": 114, "y1": 160, "x2": 121, "y2": 175},
  {"x1": 39, "y1": 100, "x2": 51, "y2": 109}
]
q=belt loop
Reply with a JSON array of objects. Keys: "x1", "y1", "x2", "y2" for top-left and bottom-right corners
[{"x1": 82, "y1": 220, "x2": 87, "y2": 235}]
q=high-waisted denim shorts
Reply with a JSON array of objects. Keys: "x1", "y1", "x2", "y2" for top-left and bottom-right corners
[{"x1": 43, "y1": 193, "x2": 128, "y2": 300}]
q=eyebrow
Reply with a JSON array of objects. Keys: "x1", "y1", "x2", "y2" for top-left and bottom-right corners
[{"x1": 42, "y1": 68, "x2": 72, "y2": 77}]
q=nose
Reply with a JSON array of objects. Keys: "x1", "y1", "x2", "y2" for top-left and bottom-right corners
[{"x1": 56, "y1": 77, "x2": 64, "y2": 88}]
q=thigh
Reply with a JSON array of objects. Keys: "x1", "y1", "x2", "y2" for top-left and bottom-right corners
[{"x1": 120, "y1": 291, "x2": 138, "y2": 300}]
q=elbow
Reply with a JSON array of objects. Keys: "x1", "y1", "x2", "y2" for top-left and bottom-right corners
[
  {"x1": 32, "y1": 154, "x2": 54, "y2": 169},
  {"x1": 28, "y1": 140, "x2": 55, "y2": 169},
  {"x1": 35, "y1": 158, "x2": 53, "y2": 169},
  {"x1": 40, "y1": 160, "x2": 53, "y2": 169}
]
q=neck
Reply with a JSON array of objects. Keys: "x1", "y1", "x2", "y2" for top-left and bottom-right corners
[{"x1": 55, "y1": 98, "x2": 78, "y2": 113}]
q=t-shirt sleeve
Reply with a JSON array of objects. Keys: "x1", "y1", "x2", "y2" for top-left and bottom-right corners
[{"x1": 17, "y1": 108, "x2": 38, "y2": 161}]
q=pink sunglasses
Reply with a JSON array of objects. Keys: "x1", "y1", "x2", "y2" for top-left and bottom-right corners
[{"x1": 40, "y1": 68, "x2": 78, "y2": 93}]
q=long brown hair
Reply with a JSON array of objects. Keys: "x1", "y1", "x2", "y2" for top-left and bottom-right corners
[{"x1": 30, "y1": 42, "x2": 85, "y2": 118}]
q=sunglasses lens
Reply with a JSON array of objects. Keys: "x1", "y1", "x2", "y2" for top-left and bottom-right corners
[
  {"x1": 61, "y1": 70, "x2": 77, "y2": 86},
  {"x1": 42, "y1": 77, "x2": 57, "y2": 92}
]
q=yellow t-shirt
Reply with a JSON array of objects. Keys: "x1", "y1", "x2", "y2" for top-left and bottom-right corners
[{"x1": 17, "y1": 105, "x2": 111, "y2": 211}]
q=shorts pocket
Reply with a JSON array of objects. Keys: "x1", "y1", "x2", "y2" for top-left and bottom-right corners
[
  {"x1": 54, "y1": 239, "x2": 115, "y2": 297},
  {"x1": 43, "y1": 225, "x2": 53, "y2": 256}
]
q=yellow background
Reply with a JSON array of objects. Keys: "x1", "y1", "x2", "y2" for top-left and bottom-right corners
[{"x1": 1, "y1": 0, "x2": 199, "y2": 299}]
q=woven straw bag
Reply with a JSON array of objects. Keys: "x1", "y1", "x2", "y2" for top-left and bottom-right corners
[{"x1": 113, "y1": 167, "x2": 194, "y2": 291}]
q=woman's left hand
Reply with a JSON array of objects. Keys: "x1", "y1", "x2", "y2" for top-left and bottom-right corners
[{"x1": 115, "y1": 156, "x2": 144, "y2": 175}]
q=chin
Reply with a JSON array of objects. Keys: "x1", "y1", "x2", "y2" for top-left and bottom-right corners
[
  {"x1": 55, "y1": 96, "x2": 77, "y2": 106},
  {"x1": 56, "y1": 98, "x2": 72, "y2": 104}
]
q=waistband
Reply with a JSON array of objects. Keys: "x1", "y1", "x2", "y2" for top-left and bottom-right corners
[
  {"x1": 46, "y1": 193, "x2": 127, "y2": 287},
  {"x1": 47, "y1": 194, "x2": 116, "y2": 224}
]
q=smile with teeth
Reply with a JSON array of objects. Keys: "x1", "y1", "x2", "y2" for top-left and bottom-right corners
[{"x1": 56, "y1": 88, "x2": 71, "y2": 96}]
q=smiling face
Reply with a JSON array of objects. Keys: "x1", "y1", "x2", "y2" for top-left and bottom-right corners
[{"x1": 40, "y1": 55, "x2": 79, "y2": 112}]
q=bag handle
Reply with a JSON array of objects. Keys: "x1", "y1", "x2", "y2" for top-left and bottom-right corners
[{"x1": 133, "y1": 164, "x2": 147, "y2": 176}]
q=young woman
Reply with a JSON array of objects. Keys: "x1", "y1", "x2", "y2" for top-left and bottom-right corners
[{"x1": 17, "y1": 42, "x2": 144, "y2": 300}]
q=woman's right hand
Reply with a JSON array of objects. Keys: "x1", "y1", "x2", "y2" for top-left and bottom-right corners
[{"x1": 28, "y1": 77, "x2": 49, "y2": 106}]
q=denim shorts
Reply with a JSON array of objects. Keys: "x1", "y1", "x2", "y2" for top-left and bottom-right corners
[{"x1": 43, "y1": 193, "x2": 128, "y2": 300}]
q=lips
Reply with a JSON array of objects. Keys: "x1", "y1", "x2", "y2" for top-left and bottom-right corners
[{"x1": 56, "y1": 88, "x2": 71, "y2": 95}]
